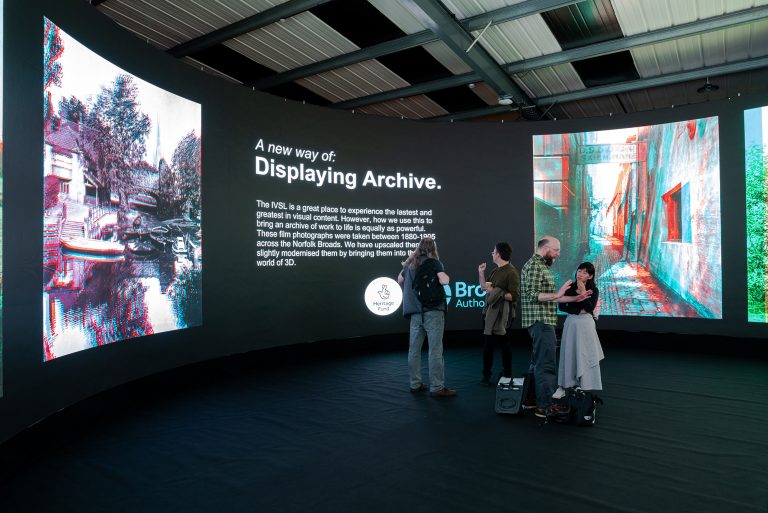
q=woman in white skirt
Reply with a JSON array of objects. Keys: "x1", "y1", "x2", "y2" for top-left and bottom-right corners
[{"x1": 553, "y1": 262, "x2": 604, "y2": 398}]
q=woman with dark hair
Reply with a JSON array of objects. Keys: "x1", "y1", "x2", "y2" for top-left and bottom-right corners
[{"x1": 553, "y1": 262, "x2": 604, "y2": 399}]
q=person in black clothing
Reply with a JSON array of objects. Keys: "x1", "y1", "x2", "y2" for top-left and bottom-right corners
[{"x1": 553, "y1": 262, "x2": 604, "y2": 399}]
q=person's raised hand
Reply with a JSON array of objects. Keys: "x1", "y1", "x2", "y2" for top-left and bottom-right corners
[{"x1": 557, "y1": 280, "x2": 572, "y2": 297}]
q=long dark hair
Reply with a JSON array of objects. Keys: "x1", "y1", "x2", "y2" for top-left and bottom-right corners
[
  {"x1": 403, "y1": 237, "x2": 439, "y2": 269},
  {"x1": 570, "y1": 261, "x2": 596, "y2": 292}
]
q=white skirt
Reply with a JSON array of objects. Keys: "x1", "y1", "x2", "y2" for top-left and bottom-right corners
[{"x1": 558, "y1": 313, "x2": 605, "y2": 390}]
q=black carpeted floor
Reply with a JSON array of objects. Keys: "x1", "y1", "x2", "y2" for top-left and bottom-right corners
[{"x1": 0, "y1": 341, "x2": 766, "y2": 513}]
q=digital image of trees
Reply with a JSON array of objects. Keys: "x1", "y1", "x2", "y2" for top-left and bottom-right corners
[
  {"x1": 746, "y1": 143, "x2": 767, "y2": 322},
  {"x1": 44, "y1": 18, "x2": 201, "y2": 224}
]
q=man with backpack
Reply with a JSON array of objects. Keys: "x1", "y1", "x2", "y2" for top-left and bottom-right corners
[{"x1": 397, "y1": 237, "x2": 456, "y2": 397}]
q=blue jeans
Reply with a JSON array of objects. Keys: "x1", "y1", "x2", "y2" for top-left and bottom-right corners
[
  {"x1": 408, "y1": 310, "x2": 445, "y2": 392},
  {"x1": 527, "y1": 321, "x2": 557, "y2": 408}
]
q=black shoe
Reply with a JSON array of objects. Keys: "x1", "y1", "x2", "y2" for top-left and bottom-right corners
[{"x1": 480, "y1": 377, "x2": 491, "y2": 387}]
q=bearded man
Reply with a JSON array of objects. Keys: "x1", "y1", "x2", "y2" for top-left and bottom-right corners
[{"x1": 520, "y1": 236, "x2": 591, "y2": 417}]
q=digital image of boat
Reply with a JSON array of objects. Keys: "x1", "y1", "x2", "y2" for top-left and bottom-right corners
[
  {"x1": 122, "y1": 228, "x2": 150, "y2": 240},
  {"x1": 148, "y1": 225, "x2": 170, "y2": 247},
  {"x1": 126, "y1": 240, "x2": 158, "y2": 256},
  {"x1": 160, "y1": 218, "x2": 199, "y2": 233},
  {"x1": 174, "y1": 255, "x2": 193, "y2": 273},
  {"x1": 60, "y1": 236, "x2": 125, "y2": 255},
  {"x1": 100, "y1": 225, "x2": 116, "y2": 239},
  {"x1": 127, "y1": 193, "x2": 158, "y2": 210},
  {"x1": 172, "y1": 236, "x2": 187, "y2": 256},
  {"x1": 174, "y1": 220, "x2": 197, "y2": 232}
]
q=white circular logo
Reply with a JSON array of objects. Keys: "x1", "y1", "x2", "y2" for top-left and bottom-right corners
[{"x1": 364, "y1": 277, "x2": 402, "y2": 316}]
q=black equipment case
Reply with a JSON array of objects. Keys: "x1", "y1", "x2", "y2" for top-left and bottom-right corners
[{"x1": 494, "y1": 376, "x2": 526, "y2": 414}]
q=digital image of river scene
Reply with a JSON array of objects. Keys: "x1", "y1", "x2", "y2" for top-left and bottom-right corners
[{"x1": 44, "y1": 207, "x2": 202, "y2": 360}]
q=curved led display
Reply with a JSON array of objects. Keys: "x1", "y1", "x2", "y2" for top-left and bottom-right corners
[
  {"x1": 745, "y1": 105, "x2": 768, "y2": 323},
  {"x1": 42, "y1": 19, "x2": 202, "y2": 360},
  {"x1": 533, "y1": 118, "x2": 722, "y2": 318}
]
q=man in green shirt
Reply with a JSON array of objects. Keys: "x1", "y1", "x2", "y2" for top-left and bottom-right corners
[
  {"x1": 478, "y1": 241, "x2": 520, "y2": 386},
  {"x1": 521, "y1": 236, "x2": 591, "y2": 417}
]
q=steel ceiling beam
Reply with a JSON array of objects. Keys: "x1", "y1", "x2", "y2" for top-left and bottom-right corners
[
  {"x1": 398, "y1": 0, "x2": 534, "y2": 107},
  {"x1": 334, "y1": 73, "x2": 474, "y2": 110},
  {"x1": 167, "y1": 0, "x2": 332, "y2": 58},
  {"x1": 247, "y1": 31, "x2": 437, "y2": 89},
  {"x1": 249, "y1": 0, "x2": 579, "y2": 90},
  {"x1": 504, "y1": 5, "x2": 768, "y2": 75},
  {"x1": 535, "y1": 56, "x2": 768, "y2": 105},
  {"x1": 334, "y1": 6, "x2": 768, "y2": 111},
  {"x1": 461, "y1": 0, "x2": 582, "y2": 32},
  {"x1": 425, "y1": 56, "x2": 768, "y2": 121},
  {"x1": 429, "y1": 104, "x2": 520, "y2": 122}
]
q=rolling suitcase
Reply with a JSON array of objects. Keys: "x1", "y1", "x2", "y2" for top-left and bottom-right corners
[{"x1": 494, "y1": 376, "x2": 526, "y2": 414}]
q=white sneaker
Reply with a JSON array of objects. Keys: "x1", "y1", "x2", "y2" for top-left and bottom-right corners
[{"x1": 552, "y1": 386, "x2": 566, "y2": 399}]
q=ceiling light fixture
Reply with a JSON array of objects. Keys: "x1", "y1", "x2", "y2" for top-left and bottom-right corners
[
  {"x1": 697, "y1": 77, "x2": 719, "y2": 94},
  {"x1": 497, "y1": 94, "x2": 514, "y2": 106}
]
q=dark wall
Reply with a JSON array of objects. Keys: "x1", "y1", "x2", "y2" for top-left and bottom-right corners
[{"x1": 1, "y1": 0, "x2": 767, "y2": 443}]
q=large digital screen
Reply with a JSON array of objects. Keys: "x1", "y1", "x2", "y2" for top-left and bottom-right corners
[
  {"x1": 745, "y1": 105, "x2": 768, "y2": 323},
  {"x1": 532, "y1": 118, "x2": 722, "y2": 318},
  {"x1": 252, "y1": 136, "x2": 445, "y2": 319},
  {"x1": 42, "y1": 19, "x2": 202, "y2": 360},
  {"x1": 246, "y1": 120, "x2": 471, "y2": 339}
]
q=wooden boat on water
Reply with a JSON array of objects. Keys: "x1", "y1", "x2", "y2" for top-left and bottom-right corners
[
  {"x1": 128, "y1": 193, "x2": 158, "y2": 210},
  {"x1": 148, "y1": 225, "x2": 171, "y2": 248},
  {"x1": 126, "y1": 240, "x2": 158, "y2": 255},
  {"x1": 60, "y1": 236, "x2": 125, "y2": 255},
  {"x1": 174, "y1": 255, "x2": 193, "y2": 273},
  {"x1": 161, "y1": 218, "x2": 199, "y2": 234},
  {"x1": 122, "y1": 228, "x2": 150, "y2": 240},
  {"x1": 172, "y1": 236, "x2": 187, "y2": 256},
  {"x1": 149, "y1": 233, "x2": 168, "y2": 249}
]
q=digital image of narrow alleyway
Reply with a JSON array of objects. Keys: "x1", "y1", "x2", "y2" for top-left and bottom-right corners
[{"x1": 582, "y1": 235, "x2": 700, "y2": 317}]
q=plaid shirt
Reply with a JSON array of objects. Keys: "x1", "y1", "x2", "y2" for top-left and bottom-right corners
[{"x1": 520, "y1": 253, "x2": 557, "y2": 327}]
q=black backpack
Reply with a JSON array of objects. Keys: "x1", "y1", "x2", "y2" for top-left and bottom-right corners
[
  {"x1": 569, "y1": 389, "x2": 603, "y2": 426},
  {"x1": 547, "y1": 389, "x2": 603, "y2": 427},
  {"x1": 413, "y1": 259, "x2": 445, "y2": 309}
]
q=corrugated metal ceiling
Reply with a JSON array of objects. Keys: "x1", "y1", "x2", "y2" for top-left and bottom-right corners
[{"x1": 88, "y1": 0, "x2": 768, "y2": 122}]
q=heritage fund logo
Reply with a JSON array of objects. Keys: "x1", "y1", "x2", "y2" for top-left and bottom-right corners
[{"x1": 364, "y1": 277, "x2": 402, "y2": 316}]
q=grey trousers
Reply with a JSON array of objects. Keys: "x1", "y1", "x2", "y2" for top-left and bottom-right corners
[{"x1": 527, "y1": 321, "x2": 557, "y2": 408}]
